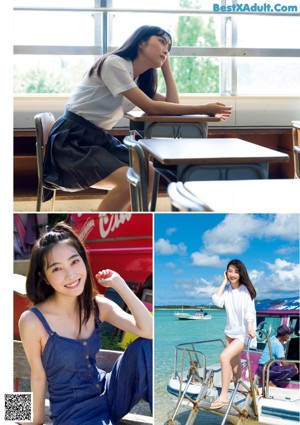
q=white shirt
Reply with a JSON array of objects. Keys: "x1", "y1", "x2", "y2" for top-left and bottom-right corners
[
  {"x1": 212, "y1": 284, "x2": 257, "y2": 347},
  {"x1": 66, "y1": 55, "x2": 137, "y2": 130}
]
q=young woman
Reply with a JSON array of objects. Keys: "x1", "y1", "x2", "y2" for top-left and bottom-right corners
[
  {"x1": 43, "y1": 25, "x2": 232, "y2": 211},
  {"x1": 18, "y1": 222, "x2": 153, "y2": 425},
  {"x1": 211, "y1": 259, "x2": 256, "y2": 409}
]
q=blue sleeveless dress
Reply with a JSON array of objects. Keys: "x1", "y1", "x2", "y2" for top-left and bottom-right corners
[{"x1": 30, "y1": 307, "x2": 152, "y2": 425}]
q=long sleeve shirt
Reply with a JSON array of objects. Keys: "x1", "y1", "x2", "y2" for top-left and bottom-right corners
[{"x1": 212, "y1": 284, "x2": 257, "y2": 347}]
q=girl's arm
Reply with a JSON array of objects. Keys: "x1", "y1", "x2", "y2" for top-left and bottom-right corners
[
  {"x1": 245, "y1": 295, "x2": 256, "y2": 338},
  {"x1": 122, "y1": 86, "x2": 232, "y2": 121},
  {"x1": 96, "y1": 270, "x2": 153, "y2": 339},
  {"x1": 153, "y1": 57, "x2": 179, "y2": 104},
  {"x1": 212, "y1": 272, "x2": 228, "y2": 308},
  {"x1": 19, "y1": 312, "x2": 47, "y2": 425},
  {"x1": 215, "y1": 272, "x2": 228, "y2": 297}
]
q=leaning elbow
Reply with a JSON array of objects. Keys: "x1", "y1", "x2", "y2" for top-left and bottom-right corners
[{"x1": 143, "y1": 105, "x2": 157, "y2": 115}]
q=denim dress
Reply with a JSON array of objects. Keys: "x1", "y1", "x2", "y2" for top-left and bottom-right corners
[{"x1": 30, "y1": 307, "x2": 152, "y2": 425}]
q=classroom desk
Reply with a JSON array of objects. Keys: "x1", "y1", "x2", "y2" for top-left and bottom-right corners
[
  {"x1": 167, "y1": 179, "x2": 299, "y2": 213},
  {"x1": 139, "y1": 137, "x2": 289, "y2": 182},
  {"x1": 124, "y1": 110, "x2": 220, "y2": 138}
]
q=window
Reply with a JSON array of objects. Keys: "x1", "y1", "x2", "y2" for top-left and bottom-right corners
[{"x1": 13, "y1": 0, "x2": 300, "y2": 95}]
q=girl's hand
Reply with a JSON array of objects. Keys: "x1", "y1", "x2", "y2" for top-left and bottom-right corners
[
  {"x1": 223, "y1": 271, "x2": 228, "y2": 285},
  {"x1": 161, "y1": 55, "x2": 171, "y2": 71},
  {"x1": 95, "y1": 269, "x2": 124, "y2": 289},
  {"x1": 203, "y1": 102, "x2": 232, "y2": 121},
  {"x1": 248, "y1": 329, "x2": 256, "y2": 339}
]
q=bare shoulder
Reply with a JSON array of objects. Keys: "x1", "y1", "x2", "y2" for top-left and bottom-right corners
[
  {"x1": 19, "y1": 310, "x2": 40, "y2": 333},
  {"x1": 94, "y1": 294, "x2": 115, "y2": 321}
]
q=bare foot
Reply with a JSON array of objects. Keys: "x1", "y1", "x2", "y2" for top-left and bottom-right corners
[{"x1": 210, "y1": 398, "x2": 228, "y2": 409}]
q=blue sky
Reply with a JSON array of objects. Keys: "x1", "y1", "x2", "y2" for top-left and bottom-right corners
[{"x1": 154, "y1": 213, "x2": 300, "y2": 306}]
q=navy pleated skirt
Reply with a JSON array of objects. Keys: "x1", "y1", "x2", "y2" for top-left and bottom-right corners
[{"x1": 43, "y1": 111, "x2": 129, "y2": 202}]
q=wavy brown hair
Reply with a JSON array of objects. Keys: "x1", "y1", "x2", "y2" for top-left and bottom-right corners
[
  {"x1": 26, "y1": 222, "x2": 99, "y2": 333},
  {"x1": 227, "y1": 259, "x2": 257, "y2": 300}
]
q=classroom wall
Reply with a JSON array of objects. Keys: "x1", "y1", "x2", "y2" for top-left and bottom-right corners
[{"x1": 14, "y1": 95, "x2": 300, "y2": 129}]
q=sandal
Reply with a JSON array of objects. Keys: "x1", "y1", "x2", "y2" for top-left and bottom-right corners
[{"x1": 210, "y1": 399, "x2": 228, "y2": 410}]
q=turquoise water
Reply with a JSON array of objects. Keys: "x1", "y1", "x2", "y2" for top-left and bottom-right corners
[{"x1": 155, "y1": 308, "x2": 229, "y2": 425}]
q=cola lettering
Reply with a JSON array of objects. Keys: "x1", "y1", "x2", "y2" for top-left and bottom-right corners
[{"x1": 99, "y1": 213, "x2": 132, "y2": 239}]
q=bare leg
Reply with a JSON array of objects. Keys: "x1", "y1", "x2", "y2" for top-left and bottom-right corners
[
  {"x1": 230, "y1": 352, "x2": 242, "y2": 386},
  {"x1": 92, "y1": 162, "x2": 155, "y2": 212},
  {"x1": 211, "y1": 336, "x2": 245, "y2": 407},
  {"x1": 91, "y1": 167, "x2": 130, "y2": 212}
]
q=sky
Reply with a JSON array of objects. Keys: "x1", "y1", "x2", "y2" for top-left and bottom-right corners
[{"x1": 154, "y1": 213, "x2": 300, "y2": 306}]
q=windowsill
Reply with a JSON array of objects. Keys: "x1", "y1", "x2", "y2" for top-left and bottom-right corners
[{"x1": 13, "y1": 94, "x2": 300, "y2": 128}]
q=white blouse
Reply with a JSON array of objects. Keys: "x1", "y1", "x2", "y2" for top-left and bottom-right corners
[
  {"x1": 212, "y1": 284, "x2": 257, "y2": 347},
  {"x1": 66, "y1": 55, "x2": 137, "y2": 130}
]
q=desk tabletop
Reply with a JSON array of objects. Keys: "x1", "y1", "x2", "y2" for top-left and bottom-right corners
[
  {"x1": 139, "y1": 137, "x2": 289, "y2": 165},
  {"x1": 124, "y1": 110, "x2": 221, "y2": 123},
  {"x1": 180, "y1": 179, "x2": 299, "y2": 213}
]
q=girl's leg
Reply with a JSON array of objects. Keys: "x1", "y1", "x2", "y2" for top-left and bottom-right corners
[
  {"x1": 230, "y1": 352, "x2": 242, "y2": 386},
  {"x1": 104, "y1": 338, "x2": 153, "y2": 422},
  {"x1": 91, "y1": 167, "x2": 131, "y2": 211},
  {"x1": 92, "y1": 163, "x2": 155, "y2": 212},
  {"x1": 211, "y1": 336, "x2": 245, "y2": 407}
]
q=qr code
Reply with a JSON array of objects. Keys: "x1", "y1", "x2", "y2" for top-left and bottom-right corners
[{"x1": 4, "y1": 393, "x2": 32, "y2": 421}]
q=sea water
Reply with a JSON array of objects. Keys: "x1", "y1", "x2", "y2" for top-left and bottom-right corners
[{"x1": 154, "y1": 308, "x2": 230, "y2": 425}]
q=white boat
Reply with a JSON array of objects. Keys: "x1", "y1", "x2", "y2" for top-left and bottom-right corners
[
  {"x1": 174, "y1": 309, "x2": 212, "y2": 320},
  {"x1": 166, "y1": 297, "x2": 300, "y2": 425}
]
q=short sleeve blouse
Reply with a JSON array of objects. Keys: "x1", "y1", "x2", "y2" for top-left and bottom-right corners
[{"x1": 66, "y1": 55, "x2": 137, "y2": 130}]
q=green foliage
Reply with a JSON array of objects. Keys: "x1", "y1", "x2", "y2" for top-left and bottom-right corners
[
  {"x1": 14, "y1": 0, "x2": 219, "y2": 94},
  {"x1": 158, "y1": 0, "x2": 219, "y2": 94},
  {"x1": 100, "y1": 331, "x2": 123, "y2": 351},
  {"x1": 14, "y1": 59, "x2": 89, "y2": 94}
]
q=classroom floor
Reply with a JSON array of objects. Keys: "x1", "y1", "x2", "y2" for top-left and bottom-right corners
[{"x1": 13, "y1": 193, "x2": 172, "y2": 212}]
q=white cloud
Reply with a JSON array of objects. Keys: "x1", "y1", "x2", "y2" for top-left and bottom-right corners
[
  {"x1": 166, "y1": 227, "x2": 177, "y2": 236},
  {"x1": 155, "y1": 238, "x2": 187, "y2": 256},
  {"x1": 249, "y1": 259, "x2": 300, "y2": 297},
  {"x1": 165, "y1": 262, "x2": 176, "y2": 268},
  {"x1": 275, "y1": 246, "x2": 297, "y2": 255},
  {"x1": 191, "y1": 252, "x2": 227, "y2": 268},
  {"x1": 263, "y1": 214, "x2": 299, "y2": 242},
  {"x1": 190, "y1": 215, "x2": 299, "y2": 269},
  {"x1": 202, "y1": 214, "x2": 264, "y2": 255}
]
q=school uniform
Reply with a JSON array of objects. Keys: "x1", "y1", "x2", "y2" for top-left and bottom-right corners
[{"x1": 43, "y1": 55, "x2": 137, "y2": 201}]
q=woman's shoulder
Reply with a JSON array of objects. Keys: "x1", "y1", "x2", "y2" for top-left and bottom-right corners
[
  {"x1": 19, "y1": 309, "x2": 41, "y2": 332},
  {"x1": 238, "y1": 284, "x2": 252, "y2": 297},
  {"x1": 103, "y1": 54, "x2": 131, "y2": 69},
  {"x1": 94, "y1": 294, "x2": 114, "y2": 322}
]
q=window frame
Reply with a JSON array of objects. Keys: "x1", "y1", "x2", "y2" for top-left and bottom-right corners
[{"x1": 13, "y1": 2, "x2": 300, "y2": 96}]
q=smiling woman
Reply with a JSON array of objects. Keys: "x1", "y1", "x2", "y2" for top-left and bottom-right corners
[{"x1": 18, "y1": 221, "x2": 153, "y2": 425}]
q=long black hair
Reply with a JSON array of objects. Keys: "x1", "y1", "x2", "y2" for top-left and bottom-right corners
[
  {"x1": 226, "y1": 259, "x2": 257, "y2": 300},
  {"x1": 26, "y1": 222, "x2": 99, "y2": 334},
  {"x1": 89, "y1": 25, "x2": 172, "y2": 99}
]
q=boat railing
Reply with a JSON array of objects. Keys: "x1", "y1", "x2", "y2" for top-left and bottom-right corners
[
  {"x1": 173, "y1": 339, "x2": 226, "y2": 380},
  {"x1": 220, "y1": 375, "x2": 260, "y2": 425},
  {"x1": 262, "y1": 358, "x2": 300, "y2": 398}
]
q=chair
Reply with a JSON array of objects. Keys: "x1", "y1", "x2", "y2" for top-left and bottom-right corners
[
  {"x1": 292, "y1": 121, "x2": 300, "y2": 178},
  {"x1": 123, "y1": 134, "x2": 160, "y2": 211},
  {"x1": 167, "y1": 181, "x2": 211, "y2": 212},
  {"x1": 34, "y1": 112, "x2": 56, "y2": 211},
  {"x1": 294, "y1": 146, "x2": 300, "y2": 179}
]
